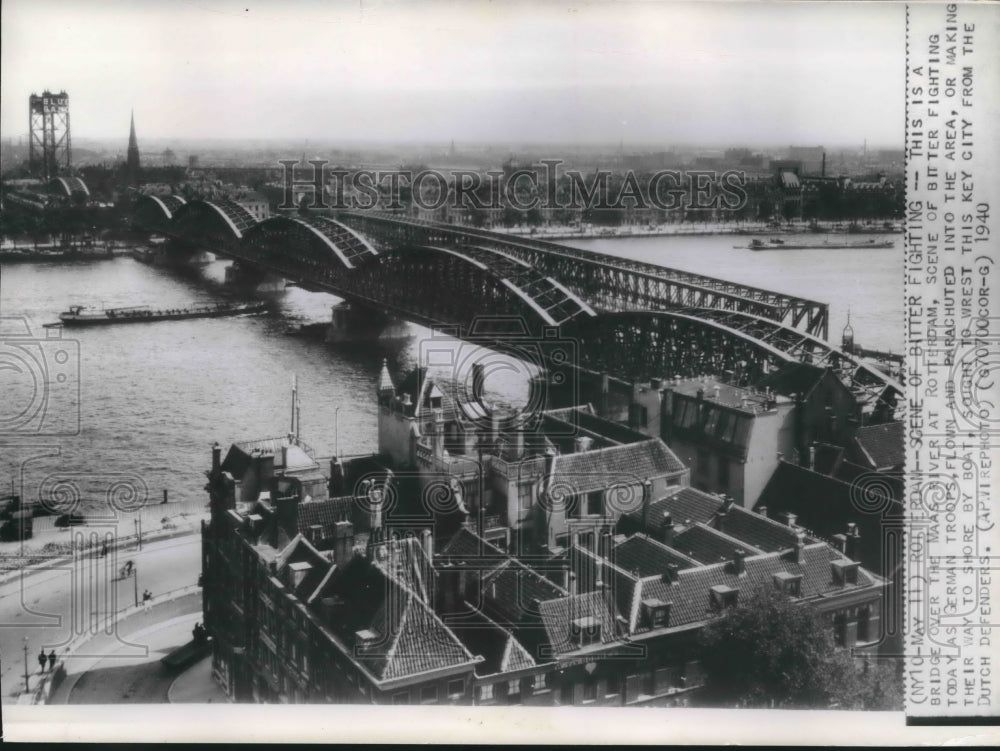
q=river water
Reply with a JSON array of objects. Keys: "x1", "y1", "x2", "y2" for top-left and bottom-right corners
[{"x1": 0, "y1": 232, "x2": 901, "y2": 522}]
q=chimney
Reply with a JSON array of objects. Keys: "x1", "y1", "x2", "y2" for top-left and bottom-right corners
[
  {"x1": 368, "y1": 485, "x2": 383, "y2": 531},
  {"x1": 568, "y1": 571, "x2": 578, "y2": 595},
  {"x1": 279, "y1": 445, "x2": 288, "y2": 472},
  {"x1": 793, "y1": 530, "x2": 806, "y2": 563},
  {"x1": 599, "y1": 530, "x2": 614, "y2": 562},
  {"x1": 333, "y1": 520, "x2": 354, "y2": 563},
  {"x1": 650, "y1": 377, "x2": 662, "y2": 390},
  {"x1": 845, "y1": 523, "x2": 861, "y2": 560},
  {"x1": 732, "y1": 548, "x2": 747, "y2": 575},
  {"x1": 575, "y1": 436, "x2": 593, "y2": 453},
  {"x1": 783, "y1": 512, "x2": 798, "y2": 528},
  {"x1": 288, "y1": 560, "x2": 312, "y2": 589},
  {"x1": 660, "y1": 511, "x2": 674, "y2": 546},
  {"x1": 432, "y1": 408, "x2": 445, "y2": 457},
  {"x1": 663, "y1": 563, "x2": 679, "y2": 584},
  {"x1": 641, "y1": 480, "x2": 653, "y2": 532},
  {"x1": 211, "y1": 442, "x2": 221, "y2": 477},
  {"x1": 757, "y1": 505, "x2": 768, "y2": 519},
  {"x1": 421, "y1": 528, "x2": 434, "y2": 562},
  {"x1": 713, "y1": 385, "x2": 721, "y2": 401},
  {"x1": 809, "y1": 444, "x2": 816, "y2": 471}
]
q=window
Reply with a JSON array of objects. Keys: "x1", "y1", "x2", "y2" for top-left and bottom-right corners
[
  {"x1": 393, "y1": 691, "x2": 409, "y2": 705},
  {"x1": 447, "y1": 679, "x2": 464, "y2": 697},
  {"x1": 583, "y1": 678, "x2": 597, "y2": 702},
  {"x1": 533, "y1": 673, "x2": 548, "y2": 691},
  {"x1": 857, "y1": 607, "x2": 872, "y2": 643},
  {"x1": 478, "y1": 683, "x2": 494, "y2": 702},
  {"x1": 421, "y1": 685, "x2": 438, "y2": 704},
  {"x1": 834, "y1": 613, "x2": 847, "y2": 647},
  {"x1": 559, "y1": 681, "x2": 573, "y2": 705},
  {"x1": 605, "y1": 674, "x2": 621, "y2": 697}
]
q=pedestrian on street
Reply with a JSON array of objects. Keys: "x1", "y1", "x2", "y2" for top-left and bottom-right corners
[
  {"x1": 37, "y1": 648, "x2": 47, "y2": 673},
  {"x1": 142, "y1": 589, "x2": 153, "y2": 612},
  {"x1": 47, "y1": 650, "x2": 56, "y2": 672}
]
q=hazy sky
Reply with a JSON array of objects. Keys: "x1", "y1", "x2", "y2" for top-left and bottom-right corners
[{"x1": 1, "y1": 0, "x2": 905, "y2": 148}]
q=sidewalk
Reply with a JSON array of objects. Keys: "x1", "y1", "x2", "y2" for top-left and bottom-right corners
[
  {"x1": 47, "y1": 591, "x2": 206, "y2": 704},
  {"x1": 168, "y1": 655, "x2": 227, "y2": 703},
  {"x1": 0, "y1": 509, "x2": 208, "y2": 586}
]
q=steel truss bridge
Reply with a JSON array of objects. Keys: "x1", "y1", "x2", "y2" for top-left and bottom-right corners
[{"x1": 132, "y1": 197, "x2": 901, "y2": 409}]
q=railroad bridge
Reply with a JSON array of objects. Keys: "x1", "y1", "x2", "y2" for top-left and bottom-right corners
[{"x1": 130, "y1": 198, "x2": 900, "y2": 413}]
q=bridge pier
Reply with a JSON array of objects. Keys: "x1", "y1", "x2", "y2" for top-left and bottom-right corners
[
  {"x1": 224, "y1": 261, "x2": 285, "y2": 292},
  {"x1": 325, "y1": 302, "x2": 409, "y2": 344}
]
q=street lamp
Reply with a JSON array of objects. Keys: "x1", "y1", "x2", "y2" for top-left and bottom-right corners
[{"x1": 22, "y1": 636, "x2": 29, "y2": 693}]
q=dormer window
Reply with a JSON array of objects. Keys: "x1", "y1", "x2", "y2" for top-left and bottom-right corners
[
  {"x1": 710, "y1": 584, "x2": 739, "y2": 611},
  {"x1": 772, "y1": 571, "x2": 803, "y2": 597},
  {"x1": 355, "y1": 628, "x2": 379, "y2": 652},
  {"x1": 831, "y1": 559, "x2": 860, "y2": 586},
  {"x1": 570, "y1": 616, "x2": 601, "y2": 647},
  {"x1": 641, "y1": 598, "x2": 672, "y2": 629}
]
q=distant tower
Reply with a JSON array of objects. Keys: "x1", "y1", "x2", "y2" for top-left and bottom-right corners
[
  {"x1": 126, "y1": 110, "x2": 141, "y2": 184},
  {"x1": 28, "y1": 90, "x2": 71, "y2": 179},
  {"x1": 842, "y1": 310, "x2": 855, "y2": 353}
]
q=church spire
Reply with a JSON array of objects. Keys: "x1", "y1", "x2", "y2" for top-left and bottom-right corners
[
  {"x1": 126, "y1": 110, "x2": 141, "y2": 185},
  {"x1": 378, "y1": 358, "x2": 396, "y2": 401}
]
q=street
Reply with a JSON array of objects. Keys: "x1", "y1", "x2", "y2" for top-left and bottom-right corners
[{"x1": 0, "y1": 532, "x2": 202, "y2": 702}]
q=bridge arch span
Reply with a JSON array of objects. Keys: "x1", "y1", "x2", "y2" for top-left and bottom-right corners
[
  {"x1": 239, "y1": 215, "x2": 377, "y2": 275},
  {"x1": 340, "y1": 244, "x2": 595, "y2": 334},
  {"x1": 133, "y1": 194, "x2": 187, "y2": 233},
  {"x1": 49, "y1": 176, "x2": 90, "y2": 198},
  {"x1": 171, "y1": 199, "x2": 258, "y2": 247},
  {"x1": 565, "y1": 309, "x2": 799, "y2": 386}
]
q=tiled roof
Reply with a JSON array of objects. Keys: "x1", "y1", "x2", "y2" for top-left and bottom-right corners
[
  {"x1": 621, "y1": 486, "x2": 725, "y2": 530},
  {"x1": 718, "y1": 505, "x2": 804, "y2": 552},
  {"x1": 440, "y1": 526, "x2": 507, "y2": 562},
  {"x1": 296, "y1": 495, "x2": 354, "y2": 533},
  {"x1": 448, "y1": 607, "x2": 536, "y2": 676},
  {"x1": 672, "y1": 523, "x2": 765, "y2": 565},
  {"x1": 538, "y1": 591, "x2": 620, "y2": 655},
  {"x1": 632, "y1": 543, "x2": 878, "y2": 633},
  {"x1": 482, "y1": 558, "x2": 568, "y2": 627},
  {"x1": 311, "y1": 545, "x2": 477, "y2": 683},
  {"x1": 549, "y1": 439, "x2": 685, "y2": 495},
  {"x1": 853, "y1": 421, "x2": 904, "y2": 470},
  {"x1": 611, "y1": 534, "x2": 700, "y2": 576}
]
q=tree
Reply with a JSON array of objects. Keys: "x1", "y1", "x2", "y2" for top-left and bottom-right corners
[{"x1": 697, "y1": 586, "x2": 900, "y2": 710}]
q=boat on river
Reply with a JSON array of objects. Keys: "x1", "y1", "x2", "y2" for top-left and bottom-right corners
[
  {"x1": 57, "y1": 300, "x2": 268, "y2": 326},
  {"x1": 738, "y1": 237, "x2": 895, "y2": 251}
]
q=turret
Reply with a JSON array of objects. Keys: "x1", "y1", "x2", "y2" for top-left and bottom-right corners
[{"x1": 377, "y1": 358, "x2": 395, "y2": 404}]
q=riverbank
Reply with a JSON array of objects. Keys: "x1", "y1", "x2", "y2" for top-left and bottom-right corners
[{"x1": 496, "y1": 220, "x2": 902, "y2": 240}]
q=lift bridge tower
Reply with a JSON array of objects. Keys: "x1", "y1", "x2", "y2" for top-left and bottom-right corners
[{"x1": 29, "y1": 90, "x2": 72, "y2": 180}]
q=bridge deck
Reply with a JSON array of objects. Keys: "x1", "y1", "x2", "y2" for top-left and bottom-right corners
[{"x1": 337, "y1": 211, "x2": 829, "y2": 338}]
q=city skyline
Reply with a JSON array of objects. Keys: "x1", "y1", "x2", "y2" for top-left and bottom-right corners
[{"x1": 2, "y1": 0, "x2": 904, "y2": 147}]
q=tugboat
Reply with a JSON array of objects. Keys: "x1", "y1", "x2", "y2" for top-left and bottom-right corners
[{"x1": 57, "y1": 301, "x2": 268, "y2": 326}]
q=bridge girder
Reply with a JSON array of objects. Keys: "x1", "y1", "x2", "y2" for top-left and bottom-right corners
[
  {"x1": 133, "y1": 194, "x2": 187, "y2": 233},
  {"x1": 171, "y1": 199, "x2": 257, "y2": 248},
  {"x1": 335, "y1": 211, "x2": 830, "y2": 338},
  {"x1": 240, "y1": 215, "x2": 377, "y2": 273}
]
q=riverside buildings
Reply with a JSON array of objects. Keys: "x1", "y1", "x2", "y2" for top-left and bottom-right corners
[{"x1": 201, "y1": 363, "x2": 887, "y2": 705}]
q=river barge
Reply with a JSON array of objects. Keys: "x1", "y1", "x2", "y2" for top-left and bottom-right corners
[{"x1": 58, "y1": 301, "x2": 268, "y2": 326}]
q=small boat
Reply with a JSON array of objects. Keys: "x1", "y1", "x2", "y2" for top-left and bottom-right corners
[
  {"x1": 57, "y1": 301, "x2": 268, "y2": 326},
  {"x1": 743, "y1": 238, "x2": 895, "y2": 251}
]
